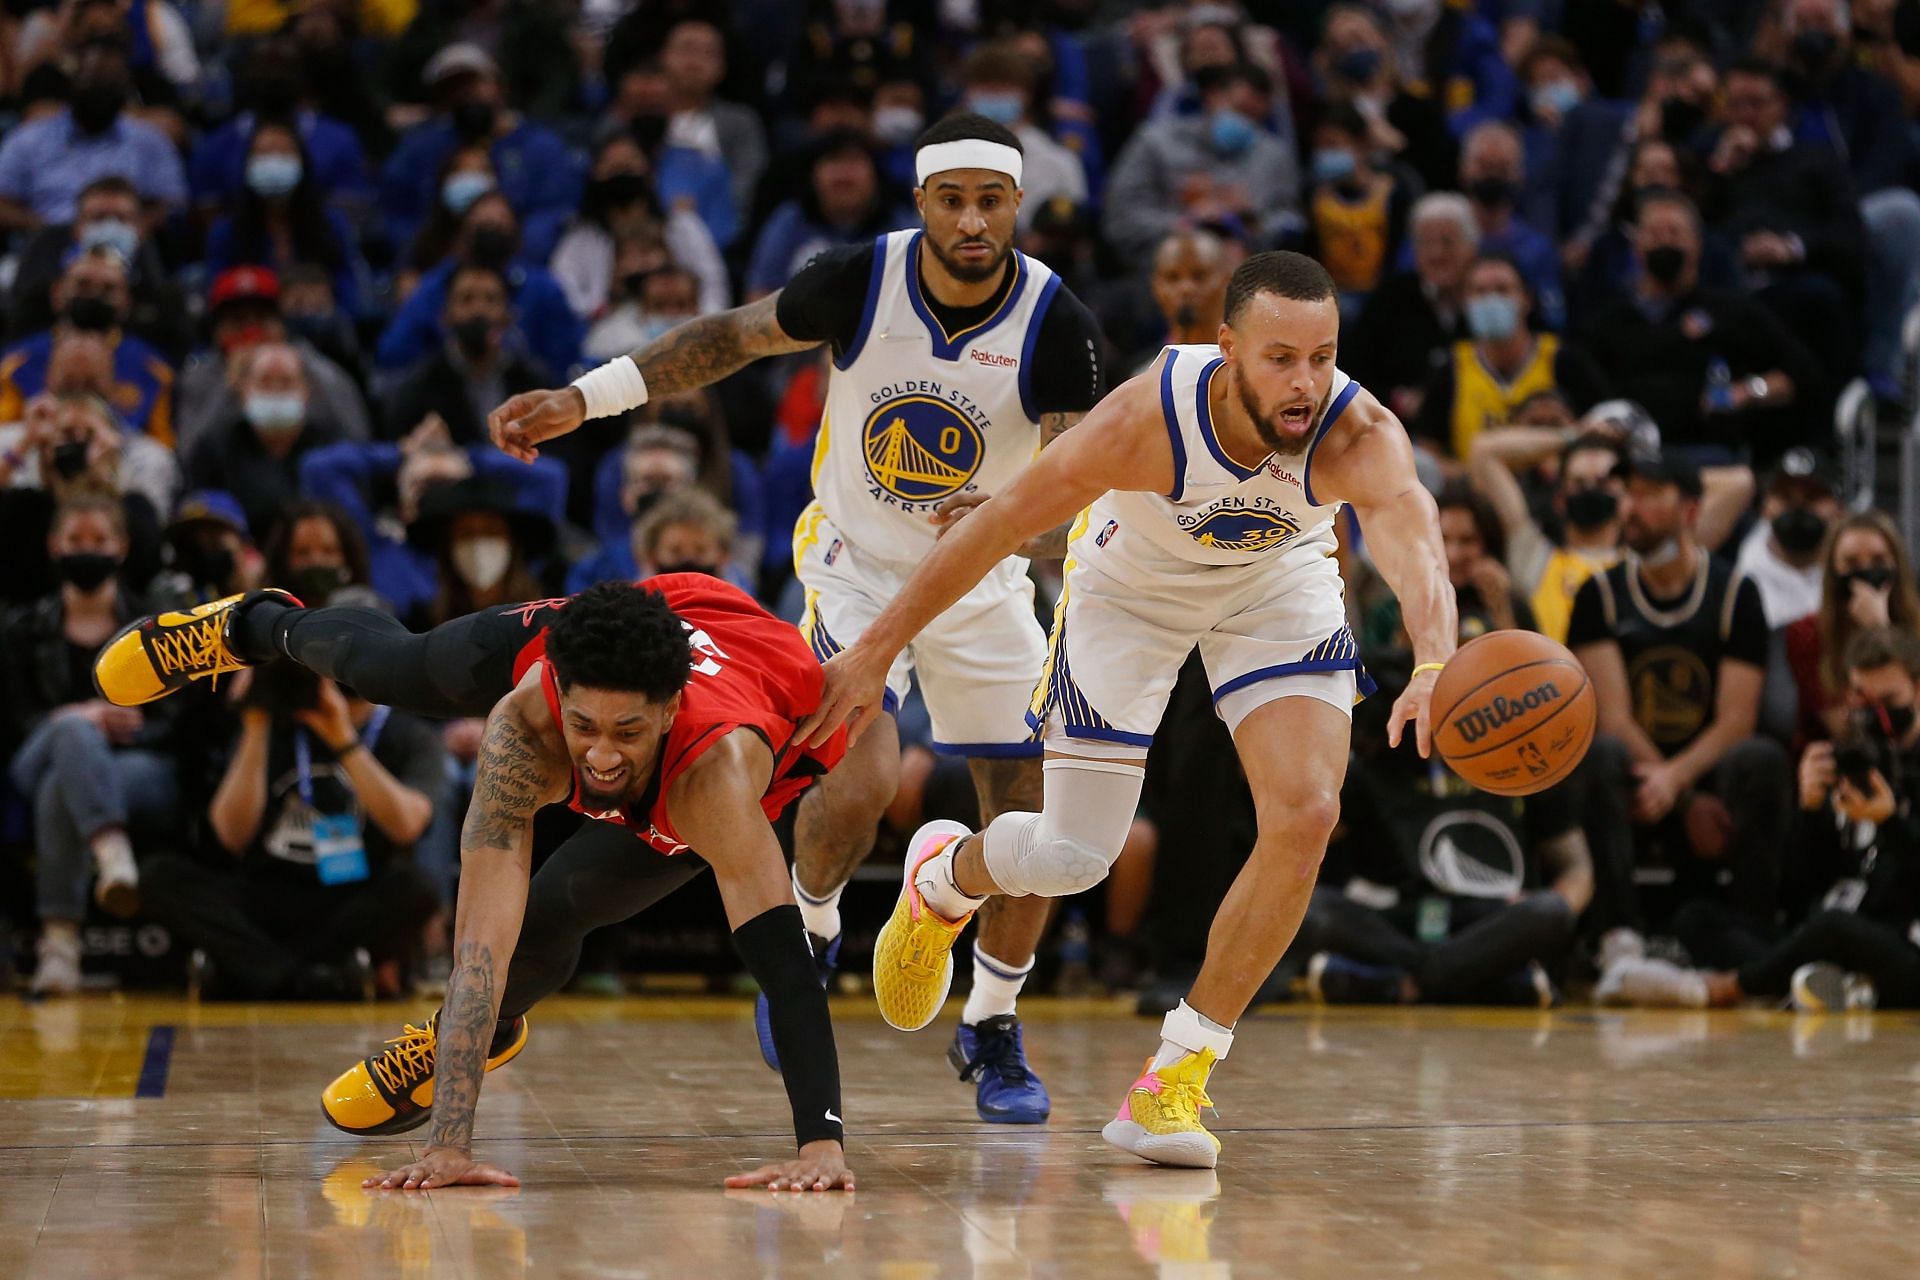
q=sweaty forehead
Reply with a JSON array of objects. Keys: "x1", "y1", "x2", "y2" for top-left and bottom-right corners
[{"x1": 1232, "y1": 292, "x2": 1338, "y2": 346}]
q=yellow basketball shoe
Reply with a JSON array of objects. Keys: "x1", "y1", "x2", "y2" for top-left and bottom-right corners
[
  {"x1": 871, "y1": 819, "x2": 975, "y2": 1031},
  {"x1": 93, "y1": 588, "x2": 301, "y2": 706},
  {"x1": 320, "y1": 1012, "x2": 530, "y2": 1136},
  {"x1": 1101, "y1": 1049, "x2": 1222, "y2": 1169}
]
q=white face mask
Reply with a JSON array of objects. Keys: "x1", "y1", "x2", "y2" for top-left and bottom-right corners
[{"x1": 453, "y1": 536, "x2": 512, "y2": 590}]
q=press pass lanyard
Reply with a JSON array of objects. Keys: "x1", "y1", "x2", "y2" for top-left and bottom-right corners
[{"x1": 294, "y1": 706, "x2": 392, "y2": 805}]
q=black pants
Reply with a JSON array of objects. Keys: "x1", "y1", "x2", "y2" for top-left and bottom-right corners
[
  {"x1": 1575, "y1": 735, "x2": 1792, "y2": 934},
  {"x1": 142, "y1": 855, "x2": 440, "y2": 998},
  {"x1": 242, "y1": 598, "x2": 713, "y2": 1017},
  {"x1": 1296, "y1": 886, "x2": 1576, "y2": 1002},
  {"x1": 1735, "y1": 909, "x2": 1920, "y2": 1007}
]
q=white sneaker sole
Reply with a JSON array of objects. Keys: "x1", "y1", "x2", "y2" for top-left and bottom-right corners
[
  {"x1": 875, "y1": 820, "x2": 972, "y2": 1032},
  {"x1": 1101, "y1": 1117, "x2": 1220, "y2": 1169}
]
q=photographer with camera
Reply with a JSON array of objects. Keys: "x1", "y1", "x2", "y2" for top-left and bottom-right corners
[
  {"x1": 138, "y1": 648, "x2": 444, "y2": 1000},
  {"x1": 1601, "y1": 627, "x2": 1920, "y2": 1011}
]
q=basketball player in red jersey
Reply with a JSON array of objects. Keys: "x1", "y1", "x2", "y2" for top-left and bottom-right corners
[{"x1": 93, "y1": 578, "x2": 854, "y2": 1192}]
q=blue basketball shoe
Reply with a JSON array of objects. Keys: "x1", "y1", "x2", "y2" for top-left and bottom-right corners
[
  {"x1": 755, "y1": 932, "x2": 841, "y2": 1070},
  {"x1": 948, "y1": 1013, "x2": 1052, "y2": 1123}
]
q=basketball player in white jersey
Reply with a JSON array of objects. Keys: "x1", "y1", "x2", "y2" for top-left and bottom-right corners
[
  {"x1": 799, "y1": 251, "x2": 1458, "y2": 1169},
  {"x1": 486, "y1": 115, "x2": 1105, "y2": 1123}
]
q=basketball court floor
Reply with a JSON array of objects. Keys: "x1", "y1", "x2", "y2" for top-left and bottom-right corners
[{"x1": 4, "y1": 995, "x2": 1918, "y2": 1278}]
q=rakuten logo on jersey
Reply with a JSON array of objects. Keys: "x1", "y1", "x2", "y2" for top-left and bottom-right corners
[{"x1": 969, "y1": 349, "x2": 1018, "y2": 368}]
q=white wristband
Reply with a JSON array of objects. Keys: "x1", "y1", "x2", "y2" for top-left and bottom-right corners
[{"x1": 570, "y1": 356, "x2": 649, "y2": 420}]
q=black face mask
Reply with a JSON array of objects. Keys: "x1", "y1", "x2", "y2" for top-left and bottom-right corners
[
  {"x1": 467, "y1": 227, "x2": 516, "y2": 270},
  {"x1": 247, "y1": 73, "x2": 300, "y2": 117},
  {"x1": 179, "y1": 543, "x2": 236, "y2": 587},
  {"x1": 1660, "y1": 97, "x2": 1706, "y2": 140},
  {"x1": 1564, "y1": 487, "x2": 1619, "y2": 530},
  {"x1": 1772, "y1": 506, "x2": 1828, "y2": 556},
  {"x1": 65, "y1": 294, "x2": 119, "y2": 332},
  {"x1": 1841, "y1": 565, "x2": 1898, "y2": 594},
  {"x1": 1643, "y1": 245, "x2": 1689, "y2": 286},
  {"x1": 1792, "y1": 30, "x2": 1839, "y2": 74},
  {"x1": 70, "y1": 83, "x2": 127, "y2": 133},
  {"x1": 452, "y1": 99, "x2": 498, "y2": 142},
  {"x1": 57, "y1": 552, "x2": 120, "y2": 590},
  {"x1": 622, "y1": 270, "x2": 651, "y2": 299},
  {"x1": 51, "y1": 439, "x2": 91, "y2": 479},
  {"x1": 451, "y1": 316, "x2": 495, "y2": 359},
  {"x1": 652, "y1": 560, "x2": 718, "y2": 578},
  {"x1": 1335, "y1": 48, "x2": 1382, "y2": 83},
  {"x1": 588, "y1": 173, "x2": 654, "y2": 213},
  {"x1": 286, "y1": 564, "x2": 349, "y2": 604},
  {"x1": 1466, "y1": 176, "x2": 1516, "y2": 208}
]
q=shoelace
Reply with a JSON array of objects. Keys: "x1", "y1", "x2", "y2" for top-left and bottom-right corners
[
  {"x1": 148, "y1": 614, "x2": 244, "y2": 683},
  {"x1": 958, "y1": 1023, "x2": 1029, "y2": 1085},
  {"x1": 367, "y1": 1022, "x2": 436, "y2": 1094}
]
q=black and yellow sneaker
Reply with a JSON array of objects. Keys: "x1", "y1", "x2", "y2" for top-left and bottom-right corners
[
  {"x1": 320, "y1": 1012, "x2": 531, "y2": 1136},
  {"x1": 92, "y1": 588, "x2": 300, "y2": 707}
]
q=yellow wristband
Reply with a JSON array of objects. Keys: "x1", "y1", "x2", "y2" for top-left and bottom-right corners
[{"x1": 1413, "y1": 662, "x2": 1446, "y2": 677}]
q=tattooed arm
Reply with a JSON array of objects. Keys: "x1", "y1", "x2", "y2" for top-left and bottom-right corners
[
  {"x1": 487, "y1": 293, "x2": 820, "y2": 461},
  {"x1": 929, "y1": 411, "x2": 1088, "y2": 559},
  {"x1": 366, "y1": 686, "x2": 564, "y2": 1190}
]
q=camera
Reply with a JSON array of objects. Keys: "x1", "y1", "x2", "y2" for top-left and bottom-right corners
[
  {"x1": 251, "y1": 660, "x2": 321, "y2": 714},
  {"x1": 1834, "y1": 707, "x2": 1903, "y2": 795}
]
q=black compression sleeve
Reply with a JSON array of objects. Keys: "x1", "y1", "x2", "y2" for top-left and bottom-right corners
[
  {"x1": 773, "y1": 243, "x2": 876, "y2": 356},
  {"x1": 1028, "y1": 284, "x2": 1107, "y2": 413},
  {"x1": 732, "y1": 904, "x2": 844, "y2": 1148}
]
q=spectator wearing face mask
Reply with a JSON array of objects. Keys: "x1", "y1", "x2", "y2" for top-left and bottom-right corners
[
  {"x1": 0, "y1": 38, "x2": 187, "y2": 231},
  {"x1": 1516, "y1": 36, "x2": 1631, "y2": 243},
  {"x1": 1102, "y1": 61, "x2": 1299, "y2": 259},
  {"x1": 579, "y1": 422, "x2": 698, "y2": 562},
  {"x1": 205, "y1": 119, "x2": 369, "y2": 321},
  {"x1": 1785, "y1": 510, "x2": 1920, "y2": 747},
  {"x1": 184, "y1": 342, "x2": 342, "y2": 541},
  {"x1": 1300, "y1": 102, "x2": 1415, "y2": 315},
  {"x1": 261, "y1": 499, "x2": 377, "y2": 610},
  {"x1": 404, "y1": 146, "x2": 502, "y2": 286},
  {"x1": 549, "y1": 131, "x2": 729, "y2": 322},
  {"x1": 381, "y1": 262, "x2": 552, "y2": 448},
  {"x1": 1409, "y1": 254, "x2": 1609, "y2": 462},
  {"x1": 174, "y1": 267, "x2": 371, "y2": 455},
  {"x1": 376, "y1": 197, "x2": 581, "y2": 377},
  {"x1": 1733, "y1": 448, "x2": 1845, "y2": 630},
  {"x1": 745, "y1": 131, "x2": 906, "y2": 301},
  {"x1": 1, "y1": 495, "x2": 179, "y2": 995},
  {"x1": 0, "y1": 247, "x2": 176, "y2": 444},
  {"x1": 298, "y1": 420, "x2": 564, "y2": 626},
  {"x1": 958, "y1": 40, "x2": 1087, "y2": 233},
  {"x1": 1313, "y1": 3, "x2": 1455, "y2": 194},
  {"x1": 378, "y1": 44, "x2": 582, "y2": 267},
  {"x1": 1448, "y1": 121, "x2": 1564, "y2": 331},
  {"x1": 1348, "y1": 192, "x2": 1476, "y2": 421},
  {"x1": 152, "y1": 489, "x2": 265, "y2": 607},
  {"x1": 0, "y1": 391, "x2": 168, "y2": 605},
  {"x1": 1566, "y1": 139, "x2": 1737, "y2": 318},
  {"x1": 585, "y1": 261, "x2": 702, "y2": 363},
  {"x1": 5, "y1": 176, "x2": 191, "y2": 362},
  {"x1": 411, "y1": 475, "x2": 554, "y2": 627}
]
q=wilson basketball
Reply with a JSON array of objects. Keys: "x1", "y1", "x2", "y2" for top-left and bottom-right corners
[{"x1": 1431, "y1": 630, "x2": 1594, "y2": 796}]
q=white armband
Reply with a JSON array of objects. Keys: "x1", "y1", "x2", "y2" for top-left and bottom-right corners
[{"x1": 570, "y1": 356, "x2": 649, "y2": 420}]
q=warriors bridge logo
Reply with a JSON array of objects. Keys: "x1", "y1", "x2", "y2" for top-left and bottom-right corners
[
  {"x1": 1182, "y1": 505, "x2": 1303, "y2": 553},
  {"x1": 862, "y1": 389, "x2": 985, "y2": 505},
  {"x1": 1450, "y1": 680, "x2": 1563, "y2": 745}
]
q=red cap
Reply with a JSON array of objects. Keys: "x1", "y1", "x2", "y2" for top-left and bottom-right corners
[{"x1": 209, "y1": 265, "x2": 280, "y2": 310}]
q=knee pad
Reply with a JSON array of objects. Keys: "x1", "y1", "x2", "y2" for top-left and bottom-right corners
[{"x1": 982, "y1": 810, "x2": 1116, "y2": 897}]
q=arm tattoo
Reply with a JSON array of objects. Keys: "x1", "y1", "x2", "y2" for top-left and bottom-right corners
[
  {"x1": 426, "y1": 940, "x2": 496, "y2": 1152},
  {"x1": 462, "y1": 708, "x2": 550, "y2": 851},
  {"x1": 1019, "y1": 412, "x2": 1087, "y2": 558},
  {"x1": 626, "y1": 293, "x2": 818, "y2": 397}
]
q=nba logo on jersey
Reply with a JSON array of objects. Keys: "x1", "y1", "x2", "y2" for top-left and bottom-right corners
[
  {"x1": 825, "y1": 538, "x2": 843, "y2": 566},
  {"x1": 1095, "y1": 519, "x2": 1118, "y2": 547}
]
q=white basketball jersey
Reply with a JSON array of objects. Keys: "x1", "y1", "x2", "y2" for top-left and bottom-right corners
[
  {"x1": 1077, "y1": 345, "x2": 1358, "y2": 578},
  {"x1": 810, "y1": 230, "x2": 1062, "y2": 562}
]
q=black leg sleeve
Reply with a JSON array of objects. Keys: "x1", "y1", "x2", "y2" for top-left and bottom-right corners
[
  {"x1": 734, "y1": 904, "x2": 844, "y2": 1149},
  {"x1": 1418, "y1": 891, "x2": 1575, "y2": 1000},
  {"x1": 1296, "y1": 886, "x2": 1425, "y2": 972},
  {"x1": 239, "y1": 601, "x2": 528, "y2": 719}
]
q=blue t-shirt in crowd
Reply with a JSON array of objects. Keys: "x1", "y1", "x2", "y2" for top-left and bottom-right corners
[
  {"x1": 380, "y1": 117, "x2": 584, "y2": 263},
  {"x1": 188, "y1": 111, "x2": 372, "y2": 212},
  {"x1": 205, "y1": 204, "x2": 370, "y2": 318},
  {"x1": 0, "y1": 112, "x2": 188, "y2": 221},
  {"x1": 375, "y1": 258, "x2": 581, "y2": 377}
]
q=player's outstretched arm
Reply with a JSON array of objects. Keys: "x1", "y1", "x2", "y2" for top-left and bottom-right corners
[
  {"x1": 668, "y1": 733, "x2": 854, "y2": 1191},
  {"x1": 489, "y1": 293, "x2": 822, "y2": 462},
  {"x1": 1313, "y1": 391, "x2": 1457, "y2": 758},
  {"x1": 366, "y1": 694, "x2": 560, "y2": 1192},
  {"x1": 800, "y1": 371, "x2": 1171, "y2": 747}
]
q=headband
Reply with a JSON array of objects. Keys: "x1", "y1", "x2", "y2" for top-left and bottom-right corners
[{"x1": 915, "y1": 140, "x2": 1023, "y2": 188}]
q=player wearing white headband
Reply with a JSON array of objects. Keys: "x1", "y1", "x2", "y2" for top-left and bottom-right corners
[{"x1": 485, "y1": 113, "x2": 1106, "y2": 1125}]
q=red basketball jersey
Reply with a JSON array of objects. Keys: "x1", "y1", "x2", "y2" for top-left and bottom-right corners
[{"x1": 508, "y1": 575, "x2": 848, "y2": 854}]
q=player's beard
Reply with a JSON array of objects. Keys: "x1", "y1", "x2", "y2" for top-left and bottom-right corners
[
  {"x1": 1235, "y1": 375, "x2": 1321, "y2": 462},
  {"x1": 926, "y1": 231, "x2": 1011, "y2": 284}
]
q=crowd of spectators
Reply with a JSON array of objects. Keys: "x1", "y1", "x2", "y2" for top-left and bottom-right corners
[{"x1": 5, "y1": 0, "x2": 1920, "y2": 1013}]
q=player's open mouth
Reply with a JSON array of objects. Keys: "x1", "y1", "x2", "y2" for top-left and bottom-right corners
[
  {"x1": 1280, "y1": 404, "x2": 1313, "y2": 427},
  {"x1": 583, "y1": 763, "x2": 626, "y2": 787}
]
